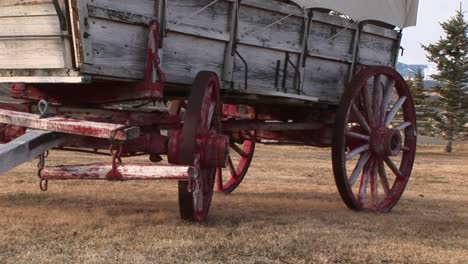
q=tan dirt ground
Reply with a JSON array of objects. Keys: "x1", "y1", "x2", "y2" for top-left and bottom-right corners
[{"x1": 0, "y1": 143, "x2": 466, "y2": 263}]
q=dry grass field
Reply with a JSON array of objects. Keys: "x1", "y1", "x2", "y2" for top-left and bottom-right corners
[{"x1": 0, "y1": 143, "x2": 466, "y2": 263}]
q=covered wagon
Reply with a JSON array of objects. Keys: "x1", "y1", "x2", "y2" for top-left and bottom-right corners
[{"x1": 0, "y1": 0, "x2": 419, "y2": 220}]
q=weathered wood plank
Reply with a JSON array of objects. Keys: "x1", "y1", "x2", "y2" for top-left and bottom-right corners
[
  {"x1": 0, "y1": 16, "x2": 61, "y2": 37},
  {"x1": 311, "y1": 11, "x2": 358, "y2": 30},
  {"x1": 0, "y1": 76, "x2": 87, "y2": 83},
  {"x1": 359, "y1": 32, "x2": 395, "y2": 66},
  {"x1": 0, "y1": 0, "x2": 56, "y2": 17},
  {"x1": 302, "y1": 57, "x2": 349, "y2": 103},
  {"x1": 362, "y1": 24, "x2": 398, "y2": 40},
  {"x1": 0, "y1": 69, "x2": 81, "y2": 78},
  {"x1": 0, "y1": 39, "x2": 65, "y2": 69},
  {"x1": 238, "y1": 4, "x2": 303, "y2": 53},
  {"x1": 87, "y1": 4, "x2": 153, "y2": 26},
  {"x1": 91, "y1": 0, "x2": 157, "y2": 17},
  {"x1": 240, "y1": 0, "x2": 303, "y2": 18},
  {"x1": 162, "y1": 32, "x2": 225, "y2": 85},
  {"x1": 308, "y1": 19, "x2": 354, "y2": 62},
  {"x1": 166, "y1": 0, "x2": 230, "y2": 41},
  {"x1": 232, "y1": 44, "x2": 299, "y2": 93},
  {"x1": 83, "y1": 18, "x2": 148, "y2": 79}
]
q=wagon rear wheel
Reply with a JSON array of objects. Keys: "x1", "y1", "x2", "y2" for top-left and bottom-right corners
[
  {"x1": 332, "y1": 66, "x2": 417, "y2": 212},
  {"x1": 216, "y1": 130, "x2": 256, "y2": 194},
  {"x1": 176, "y1": 71, "x2": 222, "y2": 221}
]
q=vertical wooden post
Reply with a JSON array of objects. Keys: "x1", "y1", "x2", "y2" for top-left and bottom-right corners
[
  {"x1": 156, "y1": 0, "x2": 167, "y2": 69},
  {"x1": 347, "y1": 22, "x2": 361, "y2": 82},
  {"x1": 297, "y1": 10, "x2": 311, "y2": 94},
  {"x1": 76, "y1": 0, "x2": 93, "y2": 65},
  {"x1": 390, "y1": 30, "x2": 403, "y2": 68},
  {"x1": 222, "y1": 0, "x2": 239, "y2": 84}
]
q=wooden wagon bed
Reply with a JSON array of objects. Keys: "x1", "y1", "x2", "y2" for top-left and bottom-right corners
[{"x1": 0, "y1": 0, "x2": 402, "y2": 104}]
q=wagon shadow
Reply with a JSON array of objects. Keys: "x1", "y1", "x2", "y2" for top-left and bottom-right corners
[
  {"x1": 0, "y1": 190, "x2": 465, "y2": 229},
  {"x1": 0, "y1": 192, "x2": 180, "y2": 221}
]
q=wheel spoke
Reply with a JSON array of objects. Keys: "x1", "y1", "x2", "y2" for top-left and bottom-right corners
[
  {"x1": 378, "y1": 160, "x2": 391, "y2": 197},
  {"x1": 380, "y1": 79, "x2": 396, "y2": 125},
  {"x1": 371, "y1": 160, "x2": 379, "y2": 207},
  {"x1": 227, "y1": 156, "x2": 238, "y2": 179},
  {"x1": 363, "y1": 83, "x2": 375, "y2": 127},
  {"x1": 384, "y1": 157, "x2": 403, "y2": 178},
  {"x1": 358, "y1": 161, "x2": 371, "y2": 205},
  {"x1": 346, "y1": 131, "x2": 370, "y2": 141},
  {"x1": 216, "y1": 168, "x2": 223, "y2": 192},
  {"x1": 349, "y1": 152, "x2": 370, "y2": 186},
  {"x1": 206, "y1": 103, "x2": 216, "y2": 132},
  {"x1": 394, "y1": 121, "x2": 412, "y2": 131},
  {"x1": 373, "y1": 75, "x2": 383, "y2": 125},
  {"x1": 384, "y1": 96, "x2": 407, "y2": 127},
  {"x1": 230, "y1": 142, "x2": 248, "y2": 158},
  {"x1": 346, "y1": 144, "x2": 370, "y2": 161},
  {"x1": 351, "y1": 105, "x2": 371, "y2": 134}
]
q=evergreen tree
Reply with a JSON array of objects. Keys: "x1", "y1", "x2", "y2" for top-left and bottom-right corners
[
  {"x1": 407, "y1": 69, "x2": 433, "y2": 135},
  {"x1": 422, "y1": 8, "x2": 468, "y2": 152}
]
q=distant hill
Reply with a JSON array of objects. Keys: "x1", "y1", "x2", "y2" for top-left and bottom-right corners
[{"x1": 396, "y1": 62, "x2": 438, "y2": 89}]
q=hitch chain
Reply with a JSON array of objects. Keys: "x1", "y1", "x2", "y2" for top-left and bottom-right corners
[
  {"x1": 106, "y1": 126, "x2": 128, "y2": 181},
  {"x1": 109, "y1": 143, "x2": 123, "y2": 171},
  {"x1": 37, "y1": 151, "x2": 49, "y2": 191}
]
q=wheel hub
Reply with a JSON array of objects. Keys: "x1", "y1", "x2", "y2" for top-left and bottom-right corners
[
  {"x1": 371, "y1": 128, "x2": 402, "y2": 157},
  {"x1": 168, "y1": 131, "x2": 228, "y2": 168}
]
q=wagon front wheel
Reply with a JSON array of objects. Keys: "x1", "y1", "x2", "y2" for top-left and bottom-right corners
[
  {"x1": 174, "y1": 71, "x2": 224, "y2": 221},
  {"x1": 332, "y1": 66, "x2": 417, "y2": 212}
]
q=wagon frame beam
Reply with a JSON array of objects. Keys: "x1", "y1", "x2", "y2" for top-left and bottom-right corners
[{"x1": 0, "y1": 130, "x2": 66, "y2": 174}]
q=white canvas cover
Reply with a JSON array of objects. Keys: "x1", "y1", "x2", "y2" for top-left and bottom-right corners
[{"x1": 290, "y1": 0, "x2": 419, "y2": 28}]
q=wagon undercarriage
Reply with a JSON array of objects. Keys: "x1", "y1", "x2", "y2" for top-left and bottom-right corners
[{"x1": 0, "y1": 0, "x2": 419, "y2": 220}]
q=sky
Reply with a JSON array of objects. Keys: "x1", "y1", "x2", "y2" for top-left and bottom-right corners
[{"x1": 399, "y1": 0, "x2": 468, "y2": 65}]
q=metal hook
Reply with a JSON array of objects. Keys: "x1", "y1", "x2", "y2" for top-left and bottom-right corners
[
  {"x1": 38, "y1": 100, "x2": 49, "y2": 118},
  {"x1": 40, "y1": 179, "x2": 48, "y2": 192}
]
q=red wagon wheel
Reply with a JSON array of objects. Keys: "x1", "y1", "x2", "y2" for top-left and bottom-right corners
[
  {"x1": 216, "y1": 130, "x2": 256, "y2": 194},
  {"x1": 332, "y1": 66, "x2": 417, "y2": 212},
  {"x1": 175, "y1": 71, "x2": 222, "y2": 221}
]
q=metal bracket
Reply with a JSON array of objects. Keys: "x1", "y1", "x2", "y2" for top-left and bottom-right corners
[
  {"x1": 235, "y1": 50, "x2": 249, "y2": 90},
  {"x1": 347, "y1": 22, "x2": 362, "y2": 82}
]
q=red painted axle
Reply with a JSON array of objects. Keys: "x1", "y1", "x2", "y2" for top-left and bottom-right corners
[{"x1": 41, "y1": 163, "x2": 195, "y2": 181}]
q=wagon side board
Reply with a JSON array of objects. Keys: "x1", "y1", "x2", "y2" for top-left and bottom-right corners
[
  {"x1": 0, "y1": 0, "x2": 73, "y2": 70},
  {"x1": 159, "y1": 0, "x2": 399, "y2": 104},
  {"x1": 75, "y1": 0, "x2": 158, "y2": 80},
  {"x1": 0, "y1": 0, "x2": 399, "y2": 105}
]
